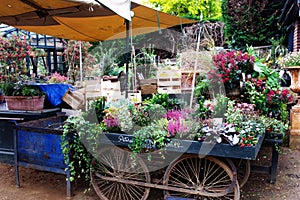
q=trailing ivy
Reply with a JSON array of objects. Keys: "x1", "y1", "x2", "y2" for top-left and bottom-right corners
[{"x1": 61, "y1": 112, "x2": 103, "y2": 182}]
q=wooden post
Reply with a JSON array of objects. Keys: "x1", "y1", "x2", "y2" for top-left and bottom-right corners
[{"x1": 290, "y1": 102, "x2": 300, "y2": 149}]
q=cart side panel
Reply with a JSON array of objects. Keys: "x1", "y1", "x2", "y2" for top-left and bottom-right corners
[
  {"x1": 100, "y1": 132, "x2": 265, "y2": 160},
  {"x1": 17, "y1": 129, "x2": 66, "y2": 172}
]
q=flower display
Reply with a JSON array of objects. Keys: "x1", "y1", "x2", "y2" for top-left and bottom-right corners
[
  {"x1": 207, "y1": 50, "x2": 255, "y2": 85},
  {"x1": 63, "y1": 40, "x2": 96, "y2": 84},
  {"x1": 165, "y1": 109, "x2": 192, "y2": 137},
  {"x1": 0, "y1": 35, "x2": 33, "y2": 82},
  {"x1": 277, "y1": 51, "x2": 300, "y2": 67},
  {"x1": 245, "y1": 79, "x2": 294, "y2": 120}
]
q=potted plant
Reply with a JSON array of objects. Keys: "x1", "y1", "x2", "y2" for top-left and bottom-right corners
[
  {"x1": 278, "y1": 51, "x2": 300, "y2": 95},
  {"x1": 207, "y1": 50, "x2": 255, "y2": 96},
  {"x1": 0, "y1": 81, "x2": 45, "y2": 110}
]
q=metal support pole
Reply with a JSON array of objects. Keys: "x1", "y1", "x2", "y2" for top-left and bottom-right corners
[{"x1": 125, "y1": 19, "x2": 130, "y2": 98}]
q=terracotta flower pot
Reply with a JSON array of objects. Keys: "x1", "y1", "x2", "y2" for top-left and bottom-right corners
[
  {"x1": 5, "y1": 96, "x2": 45, "y2": 111},
  {"x1": 0, "y1": 94, "x2": 4, "y2": 103}
]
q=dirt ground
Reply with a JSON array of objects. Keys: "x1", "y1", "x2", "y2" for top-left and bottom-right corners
[{"x1": 0, "y1": 146, "x2": 299, "y2": 200}]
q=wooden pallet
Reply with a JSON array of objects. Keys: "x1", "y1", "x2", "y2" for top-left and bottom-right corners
[{"x1": 157, "y1": 70, "x2": 181, "y2": 94}]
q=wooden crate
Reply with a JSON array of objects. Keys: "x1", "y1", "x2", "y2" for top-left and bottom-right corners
[
  {"x1": 139, "y1": 78, "x2": 157, "y2": 86},
  {"x1": 157, "y1": 86, "x2": 181, "y2": 94},
  {"x1": 128, "y1": 91, "x2": 142, "y2": 103},
  {"x1": 101, "y1": 79, "x2": 120, "y2": 93},
  {"x1": 141, "y1": 84, "x2": 157, "y2": 94},
  {"x1": 62, "y1": 89, "x2": 84, "y2": 110},
  {"x1": 181, "y1": 70, "x2": 200, "y2": 90},
  {"x1": 157, "y1": 70, "x2": 181, "y2": 94}
]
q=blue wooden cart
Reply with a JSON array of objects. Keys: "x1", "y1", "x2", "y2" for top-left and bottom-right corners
[{"x1": 13, "y1": 115, "x2": 72, "y2": 198}]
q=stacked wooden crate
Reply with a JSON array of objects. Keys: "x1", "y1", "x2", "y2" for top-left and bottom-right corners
[
  {"x1": 101, "y1": 79, "x2": 122, "y2": 102},
  {"x1": 140, "y1": 79, "x2": 157, "y2": 94},
  {"x1": 157, "y1": 70, "x2": 181, "y2": 94},
  {"x1": 181, "y1": 70, "x2": 200, "y2": 91}
]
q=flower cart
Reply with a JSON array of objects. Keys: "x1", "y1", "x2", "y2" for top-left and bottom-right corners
[
  {"x1": 60, "y1": 93, "x2": 282, "y2": 200},
  {"x1": 89, "y1": 131, "x2": 265, "y2": 200}
]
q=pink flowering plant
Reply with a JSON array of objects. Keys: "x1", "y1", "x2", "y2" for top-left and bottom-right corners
[
  {"x1": 47, "y1": 72, "x2": 69, "y2": 83},
  {"x1": 165, "y1": 109, "x2": 196, "y2": 138}
]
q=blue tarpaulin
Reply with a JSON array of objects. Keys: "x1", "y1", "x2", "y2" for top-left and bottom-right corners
[{"x1": 37, "y1": 84, "x2": 74, "y2": 106}]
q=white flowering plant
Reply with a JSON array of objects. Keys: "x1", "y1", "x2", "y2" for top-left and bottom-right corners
[{"x1": 278, "y1": 51, "x2": 300, "y2": 67}]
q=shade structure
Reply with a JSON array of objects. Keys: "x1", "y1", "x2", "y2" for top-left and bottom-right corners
[{"x1": 0, "y1": 0, "x2": 195, "y2": 42}]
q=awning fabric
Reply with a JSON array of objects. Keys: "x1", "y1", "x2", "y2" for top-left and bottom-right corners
[{"x1": 0, "y1": 0, "x2": 195, "y2": 41}]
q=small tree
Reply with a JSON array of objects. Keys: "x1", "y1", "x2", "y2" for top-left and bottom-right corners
[
  {"x1": 147, "y1": 0, "x2": 222, "y2": 21},
  {"x1": 63, "y1": 40, "x2": 95, "y2": 83}
]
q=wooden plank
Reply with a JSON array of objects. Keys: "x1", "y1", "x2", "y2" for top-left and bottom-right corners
[
  {"x1": 158, "y1": 80, "x2": 181, "y2": 87},
  {"x1": 157, "y1": 70, "x2": 181, "y2": 78},
  {"x1": 157, "y1": 87, "x2": 181, "y2": 94}
]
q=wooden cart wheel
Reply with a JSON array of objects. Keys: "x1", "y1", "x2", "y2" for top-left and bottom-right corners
[
  {"x1": 163, "y1": 155, "x2": 240, "y2": 200},
  {"x1": 232, "y1": 159, "x2": 250, "y2": 188},
  {"x1": 90, "y1": 146, "x2": 151, "y2": 200}
]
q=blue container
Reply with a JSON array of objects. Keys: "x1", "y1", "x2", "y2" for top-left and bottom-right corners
[
  {"x1": 14, "y1": 115, "x2": 72, "y2": 197},
  {"x1": 16, "y1": 116, "x2": 66, "y2": 172},
  {"x1": 0, "y1": 108, "x2": 60, "y2": 164}
]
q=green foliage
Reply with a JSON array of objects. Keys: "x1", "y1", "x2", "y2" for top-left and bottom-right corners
[
  {"x1": 0, "y1": 82, "x2": 45, "y2": 97},
  {"x1": 225, "y1": 100, "x2": 244, "y2": 126},
  {"x1": 61, "y1": 114, "x2": 103, "y2": 182},
  {"x1": 247, "y1": 45, "x2": 280, "y2": 89},
  {"x1": 222, "y1": 0, "x2": 286, "y2": 50},
  {"x1": 0, "y1": 83, "x2": 14, "y2": 96},
  {"x1": 89, "y1": 97, "x2": 106, "y2": 122},
  {"x1": 147, "y1": 0, "x2": 222, "y2": 21},
  {"x1": 245, "y1": 81, "x2": 267, "y2": 112},
  {"x1": 91, "y1": 40, "x2": 126, "y2": 76},
  {"x1": 195, "y1": 96, "x2": 211, "y2": 120},
  {"x1": 194, "y1": 76, "x2": 209, "y2": 98},
  {"x1": 144, "y1": 93, "x2": 181, "y2": 110},
  {"x1": 135, "y1": 45, "x2": 157, "y2": 79},
  {"x1": 213, "y1": 94, "x2": 229, "y2": 118},
  {"x1": 129, "y1": 119, "x2": 169, "y2": 160}
]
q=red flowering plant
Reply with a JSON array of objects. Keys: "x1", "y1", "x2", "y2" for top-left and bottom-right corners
[
  {"x1": 207, "y1": 50, "x2": 255, "y2": 90},
  {"x1": 245, "y1": 78, "x2": 294, "y2": 121},
  {"x1": 0, "y1": 35, "x2": 33, "y2": 83}
]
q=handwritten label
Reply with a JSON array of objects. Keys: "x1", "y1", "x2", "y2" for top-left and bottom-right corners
[
  {"x1": 118, "y1": 135, "x2": 133, "y2": 144},
  {"x1": 165, "y1": 141, "x2": 184, "y2": 149}
]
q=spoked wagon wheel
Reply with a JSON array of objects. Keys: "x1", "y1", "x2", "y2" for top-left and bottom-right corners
[
  {"x1": 232, "y1": 159, "x2": 250, "y2": 188},
  {"x1": 163, "y1": 155, "x2": 240, "y2": 200},
  {"x1": 90, "y1": 146, "x2": 151, "y2": 200}
]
